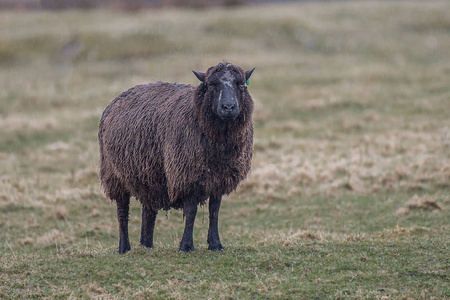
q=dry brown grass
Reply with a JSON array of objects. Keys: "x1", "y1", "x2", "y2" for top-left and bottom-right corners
[
  {"x1": 246, "y1": 125, "x2": 450, "y2": 198},
  {"x1": 396, "y1": 194, "x2": 445, "y2": 216}
]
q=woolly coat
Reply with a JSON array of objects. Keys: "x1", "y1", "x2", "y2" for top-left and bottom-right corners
[{"x1": 98, "y1": 72, "x2": 254, "y2": 211}]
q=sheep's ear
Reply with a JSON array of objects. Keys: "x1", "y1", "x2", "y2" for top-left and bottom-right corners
[
  {"x1": 192, "y1": 70, "x2": 205, "y2": 83},
  {"x1": 245, "y1": 67, "x2": 255, "y2": 85}
]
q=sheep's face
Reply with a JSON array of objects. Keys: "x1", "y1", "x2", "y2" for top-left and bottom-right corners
[{"x1": 193, "y1": 63, "x2": 255, "y2": 122}]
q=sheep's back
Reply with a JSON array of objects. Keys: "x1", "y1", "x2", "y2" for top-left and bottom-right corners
[{"x1": 98, "y1": 82, "x2": 195, "y2": 210}]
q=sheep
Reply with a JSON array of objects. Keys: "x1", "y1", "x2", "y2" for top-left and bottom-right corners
[{"x1": 98, "y1": 62, "x2": 255, "y2": 253}]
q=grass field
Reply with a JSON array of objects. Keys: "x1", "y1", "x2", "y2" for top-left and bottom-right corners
[{"x1": 1, "y1": 1, "x2": 449, "y2": 299}]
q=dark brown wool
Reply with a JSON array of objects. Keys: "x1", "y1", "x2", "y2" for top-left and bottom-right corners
[{"x1": 98, "y1": 62, "x2": 254, "y2": 253}]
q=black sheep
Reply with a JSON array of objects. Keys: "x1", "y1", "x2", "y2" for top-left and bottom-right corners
[{"x1": 98, "y1": 62, "x2": 255, "y2": 253}]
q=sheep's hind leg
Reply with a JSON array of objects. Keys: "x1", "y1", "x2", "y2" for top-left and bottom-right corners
[
  {"x1": 116, "y1": 192, "x2": 131, "y2": 254},
  {"x1": 207, "y1": 195, "x2": 224, "y2": 251},
  {"x1": 140, "y1": 205, "x2": 157, "y2": 248},
  {"x1": 179, "y1": 199, "x2": 198, "y2": 252}
]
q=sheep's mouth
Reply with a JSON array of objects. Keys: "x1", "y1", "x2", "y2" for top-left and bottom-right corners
[{"x1": 218, "y1": 113, "x2": 238, "y2": 122}]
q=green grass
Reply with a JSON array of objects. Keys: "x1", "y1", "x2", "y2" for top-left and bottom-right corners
[
  {"x1": 1, "y1": 1, "x2": 449, "y2": 299},
  {"x1": 1, "y1": 237, "x2": 448, "y2": 299}
]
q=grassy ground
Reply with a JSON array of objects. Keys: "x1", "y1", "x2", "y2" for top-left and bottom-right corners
[{"x1": 1, "y1": 1, "x2": 449, "y2": 299}]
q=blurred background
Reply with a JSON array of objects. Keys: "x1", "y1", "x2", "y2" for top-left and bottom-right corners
[
  {"x1": 0, "y1": 0, "x2": 449, "y2": 297},
  {"x1": 1, "y1": 0, "x2": 449, "y2": 259},
  {"x1": 3, "y1": 0, "x2": 255, "y2": 10}
]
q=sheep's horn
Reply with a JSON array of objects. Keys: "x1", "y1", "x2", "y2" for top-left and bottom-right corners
[
  {"x1": 245, "y1": 67, "x2": 255, "y2": 82},
  {"x1": 192, "y1": 70, "x2": 205, "y2": 83}
]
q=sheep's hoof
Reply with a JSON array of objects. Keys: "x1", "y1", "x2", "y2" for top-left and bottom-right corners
[
  {"x1": 140, "y1": 241, "x2": 153, "y2": 249},
  {"x1": 208, "y1": 243, "x2": 224, "y2": 252},
  {"x1": 179, "y1": 243, "x2": 195, "y2": 252},
  {"x1": 118, "y1": 245, "x2": 131, "y2": 254}
]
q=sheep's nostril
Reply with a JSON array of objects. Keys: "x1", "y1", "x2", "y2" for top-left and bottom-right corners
[{"x1": 221, "y1": 103, "x2": 236, "y2": 111}]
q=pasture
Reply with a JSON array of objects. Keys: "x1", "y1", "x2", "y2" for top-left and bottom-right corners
[{"x1": 0, "y1": 1, "x2": 449, "y2": 298}]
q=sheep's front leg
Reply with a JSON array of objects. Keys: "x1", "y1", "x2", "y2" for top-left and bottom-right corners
[
  {"x1": 208, "y1": 195, "x2": 224, "y2": 251},
  {"x1": 116, "y1": 193, "x2": 131, "y2": 254},
  {"x1": 179, "y1": 199, "x2": 197, "y2": 252},
  {"x1": 140, "y1": 205, "x2": 157, "y2": 248}
]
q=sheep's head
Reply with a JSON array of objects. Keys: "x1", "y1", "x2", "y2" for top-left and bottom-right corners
[{"x1": 193, "y1": 62, "x2": 255, "y2": 122}]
